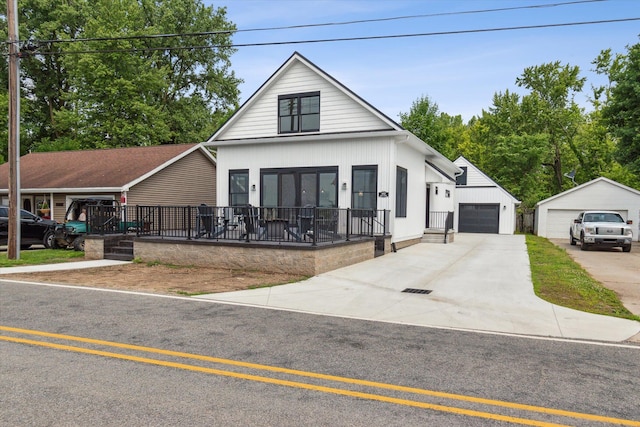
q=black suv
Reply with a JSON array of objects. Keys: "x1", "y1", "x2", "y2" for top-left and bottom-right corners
[{"x1": 0, "y1": 206, "x2": 57, "y2": 249}]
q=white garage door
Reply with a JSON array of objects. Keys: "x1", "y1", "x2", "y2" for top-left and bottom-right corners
[
  {"x1": 546, "y1": 209, "x2": 629, "y2": 239},
  {"x1": 546, "y1": 210, "x2": 582, "y2": 239}
]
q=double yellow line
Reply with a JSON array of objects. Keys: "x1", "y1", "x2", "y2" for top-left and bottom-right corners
[{"x1": 2, "y1": 325, "x2": 638, "y2": 427}]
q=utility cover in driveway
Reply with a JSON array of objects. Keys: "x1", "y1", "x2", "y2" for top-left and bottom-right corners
[{"x1": 459, "y1": 203, "x2": 500, "y2": 233}]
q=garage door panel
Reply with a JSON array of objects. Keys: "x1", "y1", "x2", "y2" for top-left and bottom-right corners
[
  {"x1": 546, "y1": 209, "x2": 629, "y2": 239},
  {"x1": 459, "y1": 204, "x2": 499, "y2": 233}
]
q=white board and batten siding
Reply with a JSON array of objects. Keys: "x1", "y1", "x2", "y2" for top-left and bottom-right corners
[
  {"x1": 217, "y1": 136, "x2": 395, "y2": 209},
  {"x1": 216, "y1": 61, "x2": 392, "y2": 141},
  {"x1": 453, "y1": 156, "x2": 520, "y2": 234},
  {"x1": 535, "y1": 177, "x2": 640, "y2": 241}
]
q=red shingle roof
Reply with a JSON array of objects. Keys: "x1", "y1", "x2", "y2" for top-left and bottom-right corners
[{"x1": 0, "y1": 144, "x2": 201, "y2": 190}]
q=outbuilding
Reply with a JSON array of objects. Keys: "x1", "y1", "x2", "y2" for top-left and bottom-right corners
[
  {"x1": 534, "y1": 177, "x2": 640, "y2": 241},
  {"x1": 453, "y1": 156, "x2": 520, "y2": 234}
]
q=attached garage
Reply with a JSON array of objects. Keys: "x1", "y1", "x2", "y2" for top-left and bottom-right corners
[
  {"x1": 535, "y1": 177, "x2": 640, "y2": 241},
  {"x1": 459, "y1": 204, "x2": 500, "y2": 233}
]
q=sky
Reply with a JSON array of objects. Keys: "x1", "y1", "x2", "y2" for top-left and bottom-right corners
[{"x1": 204, "y1": 0, "x2": 640, "y2": 122}]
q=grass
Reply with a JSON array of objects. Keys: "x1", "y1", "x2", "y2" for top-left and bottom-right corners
[
  {"x1": 525, "y1": 234, "x2": 639, "y2": 321},
  {"x1": 0, "y1": 249, "x2": 85, "y2": 267}
]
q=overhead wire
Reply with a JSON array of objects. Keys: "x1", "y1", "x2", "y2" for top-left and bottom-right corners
[
  {"x1": 30, "y1": 0, "x2": 606, "y2": 45},
  {"x1": 24, "y1": 17, "x2": 640, "y2": 57}
]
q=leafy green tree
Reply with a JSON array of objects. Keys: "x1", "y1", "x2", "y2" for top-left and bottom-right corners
[
  {"x1": 0, "y1": 0, "x2": 241, "y2": 155},
  {"x1": 596, "y1": 42, "x2": 640, "y2": 176},
  {"x1": 515, "y1": 61, "x2": 586, "y2": 193},
  {"x1": 399, "y1": 94, "x2": 466, "y2": 159}
]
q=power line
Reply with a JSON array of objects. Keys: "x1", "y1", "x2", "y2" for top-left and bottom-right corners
[
  {"x1": 24, "y1": 17, "x2": 640, "y2": 57},
  {"x1": 25, "y1": 0, "x2": 605, "y2": 45}
]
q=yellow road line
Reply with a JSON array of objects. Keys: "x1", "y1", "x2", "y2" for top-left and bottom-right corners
[
  {"x1": 1, "y1": 335, "x2": 567, "y2": 427},
  {"x1": 3, "y1": 325, "x2": 639, "y2": 426}
]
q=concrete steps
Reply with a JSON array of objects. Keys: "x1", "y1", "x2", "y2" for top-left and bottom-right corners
[
  {"x1": 421, "y1": 229, "x2": 455, "y2": 244},
  {"x1": 104, "y1": 238, "x2": 134, "y2": 261}
]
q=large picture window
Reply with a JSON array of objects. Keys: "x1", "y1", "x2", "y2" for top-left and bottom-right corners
[
  {"x1": 261, "y1": 167, "x2": 337, "y2": 208},
  {"x1": 278, "y1": 92, "x2": 320, "y2": 134},
  {"x1": 229, "y1": 170, "x2": 249, "y2": 207},
  {"x1": 396, "y1": 166, "x2": 407, "y2": 218},
  {"x1": 352, "y1": 166, "x2": 377, "y2": 214}
]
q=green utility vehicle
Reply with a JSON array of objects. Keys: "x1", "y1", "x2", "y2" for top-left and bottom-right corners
[{"x1": 52, "y1": 198, "x2": 121, "y2": 251}]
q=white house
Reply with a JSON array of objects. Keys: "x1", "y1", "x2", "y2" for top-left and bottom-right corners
[
  {"x1": 205, "y1": 52, "x2": 460, "y2": 247},
  {"x1": 453, "y1": 156, "x2": 520, "y2": 234},
  {"x1": 535, "y1": 177, "x2": 640, "y2": 241}
]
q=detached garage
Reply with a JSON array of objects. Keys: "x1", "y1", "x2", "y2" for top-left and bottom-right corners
[
  {"x1": 453, "y1": 157, "x2": 520, "y2": 234},
  {"x1": 535, "y1": 177, "x2": 640, "y2": 241}
]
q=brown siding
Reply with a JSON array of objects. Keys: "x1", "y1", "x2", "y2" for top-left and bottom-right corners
[{"x1": 127, "y1": 150, "x2": 216, "y2": 206}]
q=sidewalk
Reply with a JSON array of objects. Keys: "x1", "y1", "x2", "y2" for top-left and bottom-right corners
[
  {"x1": 0, "y1": 259, "x2": 130, "y2": 274},
  {"x1": 197, "y1": 234, "x2": 640, "y2": 343}
]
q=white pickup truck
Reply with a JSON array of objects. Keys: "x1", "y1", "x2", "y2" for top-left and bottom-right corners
[{"x1": 570, "y1": 210, "x2": 633, "y2": 252}]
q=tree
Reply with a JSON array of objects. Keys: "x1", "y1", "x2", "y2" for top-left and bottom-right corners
[
  {"x1": 399, "y1": 94, "x2": 464, "y2": 158},
  {"x1": 0, "y1": 0, "x2": 241, "y2": 155},
  {"x1": 515, "y1": 61, "x2": 586, "y2": 193},
  {"x1": 597, "y1": 42, "x2": 640, "y2": 176}
]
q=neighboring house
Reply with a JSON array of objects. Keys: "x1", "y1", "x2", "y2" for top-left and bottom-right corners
[
  {"x1": 0, "y1": 143, "x2": 216, "y2": 223},
  {"x1": 535, "y1": 177, "x2": 640, "y2": 241},
  {"x1": 204, "y1": 52, "x2": 461, "y2": 246},
  {"x1": 453, "y1": 156, "x2": 520, "y2": 234}
]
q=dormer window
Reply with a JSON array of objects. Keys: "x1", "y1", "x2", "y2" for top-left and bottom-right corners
[{"x1": 278, "y1": 92, "x2": 320, "y2": 134}]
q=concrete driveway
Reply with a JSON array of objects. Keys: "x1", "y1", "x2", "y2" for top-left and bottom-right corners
[
  {"x1": 550, "y1": 239, "x2": 640, "y2": 317},
  {"x1": 199, "y1": 234, "x2": 640, "y2": 342}
]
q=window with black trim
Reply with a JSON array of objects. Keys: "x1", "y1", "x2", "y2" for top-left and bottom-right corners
[
  {"x1": 456, "y1": 166, "x2": 467, "y2": 186},
  {"x1": 396, "y1": 166, "x2": 407, "y2": 218},
  {"x1": 278, "y1": 92, "x2": 320, "y2": 134},
  {"x1": 352, "y1": 165, "x2": 377, "y2": 215},
  {"x1": 260, "y1": 167, "x2": 337, "y2": 208},
  {"x1": 229, "y1": 170, "x2": 249, "y2": 207}
]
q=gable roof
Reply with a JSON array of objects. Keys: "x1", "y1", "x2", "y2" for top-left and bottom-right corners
[
  {"x1": 454, "y1": 156, "x2": 521, "y2": 203},
  {"x1": 0, "y1": 143, "x2": 215, "y2": 192},
  {"x1": 536, "y1": 177, "x2": 640, "y2": 207},
  {"x1": 207, "y1": 51, "x2": 402, "y2": 143}
]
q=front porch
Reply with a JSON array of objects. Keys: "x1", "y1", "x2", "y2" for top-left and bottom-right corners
[{"x1": 83, "y1": 205, "x2": 392, "y2": 275}]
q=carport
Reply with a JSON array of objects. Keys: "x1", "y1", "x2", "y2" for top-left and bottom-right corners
[{"x1": 535, "y1": 177, "x2": 640, "y2": 241}]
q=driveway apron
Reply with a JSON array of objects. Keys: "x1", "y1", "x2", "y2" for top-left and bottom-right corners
[{"x1": 199, "y1": 234, "x2": 640, "y2": 342}]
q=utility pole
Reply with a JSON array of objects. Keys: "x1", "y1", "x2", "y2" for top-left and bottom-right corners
[{"x1": 7, "y1": 0, "x2": 21, "y2": 259}]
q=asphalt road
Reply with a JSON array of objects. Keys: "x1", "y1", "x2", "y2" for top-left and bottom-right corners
[{"x1": 2, "y1": 281, "x2": 640, "y2": 426}]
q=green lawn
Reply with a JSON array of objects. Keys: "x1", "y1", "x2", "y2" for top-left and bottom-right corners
[
  {"x1": 0, "y1": 249, "x2": 85, "y2": 267},
  {"x1": 525, "y1": 234, "x2": 639, "y2": 321}
]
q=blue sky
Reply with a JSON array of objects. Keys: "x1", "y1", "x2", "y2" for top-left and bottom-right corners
[{"x1": 205, "y1": 0, "x2": 640, "y2": 122}]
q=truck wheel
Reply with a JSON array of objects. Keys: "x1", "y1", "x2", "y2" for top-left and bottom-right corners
[
  {"x1": 73, "y1": 236, "x2": 85, "y2": 251},
  {"x1": 580, "y1": 235, "x2": 589, "y2": 251},
  {"x1": 623, "y1": 244, "x2": 632, "y2": 253},
  {"x1": 569, "y1": 230, "x2": 576, "y2": 246},
  {"x1": 43, "y1": 231, "x2": 55, "y2": 249}
]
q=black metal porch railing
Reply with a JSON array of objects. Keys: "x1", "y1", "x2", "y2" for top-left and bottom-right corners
[
  {"x1": 427, "y1": 211, "x2": 454, "y2": 244},
  {"x1": 428, "y1": 211, "x2": 454, "y2": 230},
  {"x1": 85, "y1": 205, "x2": 390, "y2": 246}
]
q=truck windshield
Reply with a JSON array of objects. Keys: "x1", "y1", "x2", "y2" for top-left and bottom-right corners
[{"x1": 584, "y1": 213, "x2": 624, "y2": 223}]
